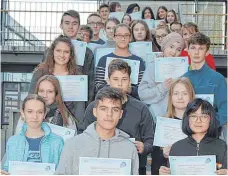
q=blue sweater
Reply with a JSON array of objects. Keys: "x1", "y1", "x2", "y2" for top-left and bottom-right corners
[
  {"x1": 183, "y1": 64, "x2": 227, "y2": 126},
  {"x1": 4, "y1": 122, "x2": 64, "y2": 172}
]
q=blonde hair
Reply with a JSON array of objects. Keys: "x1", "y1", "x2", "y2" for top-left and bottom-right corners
[{"x1": 166, "y1": 77, "x2": 195, "y2": 118}]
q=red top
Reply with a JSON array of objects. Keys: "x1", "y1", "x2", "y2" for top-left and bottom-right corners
[{"x1": 180, "y1": 50, "x2": 216, "y2": 70}]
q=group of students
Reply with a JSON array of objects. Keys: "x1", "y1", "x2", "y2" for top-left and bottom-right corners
[{"x1": 1, "y1": 1, "x2": 227, "y2": 175}]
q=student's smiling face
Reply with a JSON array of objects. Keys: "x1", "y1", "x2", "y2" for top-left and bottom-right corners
[
  {"x1": 60, "y1": 15, "x2": 80, "y2": 39},
  {"x1": 114, "y1": 26, "x2": 131, "y2": 49},
  {"x1": 22, "y1": 100, "x2": 46, "y2": 129},
  {"x1": 105, "y1": 21, "x2": 117, "y2": 40},
  {"x1": 53, "y1": 41, "x2": 71, "y2": 67},
  {"x1": 122, "y1": 15, "x2": 131, "y2": 26},
  {"x1": 163, "y1": 41, "x2": 182, "y2": 57},
  {"x1": 166, "y1": 11, "x2": 175, "y2": 23},
  {"x1": 144, "y1": 9, "x2": 152, "y2": 19}
]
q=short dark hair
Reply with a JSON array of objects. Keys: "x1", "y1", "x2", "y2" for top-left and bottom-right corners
[
  {"x1": 142, "y1": 6, "x2": 155, "y2": 19},
  {"x1": 99, "y1": 4, "x2": 110, "y2": 11},
  {"x1": 187, "y1": 32, "x2": 211, "y2": 51},
  {"x1": 22, "y1": 94, "x2": 46, "y2": 112},
  {"x1": 61, "y1": 10, "x2": 80, "y2": 24},
  {"x1": 104, "y1": 17, "x2": 120, "y2": 28},
  {"x1": 80, "y1": 25, "x2": 93, "y2": 40},
  {"x1": 170, "y1": 21, "x2": 182, "y2": 28},
  {"x1": 94, "y1": 87, "x2": 124, "y2": 108},
  {"x1": 182, "y1": 98, "x2": 218, "y2": 138},
  {"x1": 87, "y1": 13, "x2": 102, "y2": 23},
  {"x1": 108, "y1": 59, "x2": 131, "y2": 78},
  {"x1": 109, "y1": 2, "x2": 121, "y2": 12}
]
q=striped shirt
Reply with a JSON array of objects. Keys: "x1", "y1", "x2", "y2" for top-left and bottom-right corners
[{"x1": 95, "y1": 52, "x2": 145, "y2": 92}]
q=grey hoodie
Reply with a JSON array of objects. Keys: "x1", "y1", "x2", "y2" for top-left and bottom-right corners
[{"x1": 55, "y1": 122, "x2": 139, "y2": 175}]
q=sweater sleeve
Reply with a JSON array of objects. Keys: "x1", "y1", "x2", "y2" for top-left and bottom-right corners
[
  {"x1": 95, "y1": 56, "x2": 107, "y2": 93},
  {"x1": 132, "y1": 146, "x2": 139, "y2": 175},
  {"x1": 140, "y1": 105, "x2": 155, "y2": 155},
  {"x1": 84, "y1": 48, "x2": 95, "y2": 105},
  {"x1": 138, "y1": 59, "x2": 145, "y2": 85},
  {"x1": 28, "y1": 69, "x2": 45, "y2": 94},
  {"x1": 214, "y1": 76, "x2": 227, "y2": 126},
  {"x1": 138, "y1": 62, "x2": 169, "y2": 104}
]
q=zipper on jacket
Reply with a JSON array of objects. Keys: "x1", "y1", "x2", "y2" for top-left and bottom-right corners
[{"x1": 196, "y1": 143, "x2": 200, "y2": 156}]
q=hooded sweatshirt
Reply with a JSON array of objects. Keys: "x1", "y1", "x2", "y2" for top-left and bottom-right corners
[
  {"x1": 55, "y1": 122, "x2": 139, "y2": 175},
  {"x1": 4, "y1": 122, "x2": 64, "y2": 172}
]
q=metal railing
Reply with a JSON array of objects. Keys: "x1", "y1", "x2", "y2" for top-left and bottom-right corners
[{"x1": 1, "y1": 0, "x2": 227, "y2": 55}]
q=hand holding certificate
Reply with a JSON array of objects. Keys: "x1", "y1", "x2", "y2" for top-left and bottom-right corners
[
  {"x1": 169, "y1": 155, "x2": 216, "y2": 175},
  {"x1": 153, "y1": 116, "x2": 187, "y2": 147},
  {"x1": 47, "y1": 123, "x2": 76, "y2": 141},
  {"x1": 105, "y1": 57, "x2": 140, "y2": 84},
  {"x1": 71, "y1": 40, "x2": 87, "y2": 66},
  {"x1": 79, "y1": 157, "x2": 131, "y2": 175},
  {"x1": 9, "y1": 161, "x2": 55, "y2": 175},
  {"x1": 154, "y1": 57, "x2": 189, "y2": 82},
  {"x1": 56, "y1": 75, "x2": 88, "y2": 101}
]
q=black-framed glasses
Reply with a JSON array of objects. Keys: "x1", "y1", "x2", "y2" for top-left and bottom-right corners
[
  {"x1": 114, "y1": 34, "x2": 131, "y2": 39},
  {"x1": 88, "y1": 22, "x2": 103, "y2": 26},
  {"x1": 189, "y1": 114, "x2": 210, "y2": 123}
]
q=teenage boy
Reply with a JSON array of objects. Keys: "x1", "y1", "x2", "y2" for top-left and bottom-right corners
[
  {"x1": 60, "y1": 10, "x2": 95, "y2": 105},
  {"x1": 170, "y1": 21, "x2": 182, "y2": 35},
  {"x1": 56, "y1": 87, "x2": 139, "y2": 175},
  {"x1": 82, "y1": 59, "x2": 155, "y2": 175},
  {"x1": 99, "y1": 4, "x2": 110, "y2": 23},
  {"x1": 183, "y1": 32, "x2": 227, "y2": 140},
  {"x1": 95, "y1": 24, "x2": 145, "y2": 96},
  {"x1": 87, "y1": 13, "x2": 106, "y2": 44}
]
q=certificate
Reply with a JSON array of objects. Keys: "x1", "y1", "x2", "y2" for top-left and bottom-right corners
[
  {"x1": 153, "y1": 116, "x2": 187, "y2": 147},
  {"x1": 9, "y1": 161, "x2": 55, "y2": 175},
  {"x1": 47, "y1": 123, "x2": 76, "y2": 141},
  {"x1": 143, "y1": 19, "x2": 155, "y2": 29},
  {"x1": 195, "y1": 94, "x2": 214, "y2": 105},
  {"x1": 109, "y1": 12, "x2": 124, "y2": 22},
  {"x1": 154, "y1": 20, "x2": 164, "y2": 28},
  {"x1": 99, "y1": 29, "x2": 108, "y2": 42},
  {"x1": 79, "y1": 157, "x2": 131, "y2": 175},
  {"x1": 105, "y1": 57, "x2": 140, "y2": 85},
  {"x1": 71, "y1": 40, "x2": 87, "y2": 66},
  {"x1": 129, "y1": 42, "x2": 153, "y2": 63},
  {"x1": 145, "y1": 52, "x2": 163, "y2": 67},
  {"x1": 130, "y1": 11, "x2": 142, "y2": 20},
  {"x1": 154, "y1": 57, "x2": 188, "y2": 82},
  {"x1": 87, "y1": 43, "x2": 102, "y2": 54},
  {"x1": 95, "y1": 47, "x2": 115, "y2": 66},
  {"x1": 56, "y1": 75, "x2": 88, "y2": 101},
  {"x1": 169, "y1": 155, "x2": 216, "y2": 175}
]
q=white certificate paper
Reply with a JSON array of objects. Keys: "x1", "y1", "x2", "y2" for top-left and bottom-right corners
[
  {"x1": 129, "y1": 42, "x2": 153, "y2": 63},
  {"x1": 143, "y1": 19, "x2": 155, "y2": 29},
  {"x1": 195, "y1": 94, "x2": 214, "y2": 105},
  {"x1": 109, "y1": 12, "x2": 125, "y2": 22},
  {"x1": 153, "y1": 116, "x2": 187, "y2": 147},
  {"x1": 154, "y1": 57, "x2": 189, "y2": 82},
  {"x1": 47, "y1": 123, "x2": 76, "y2": 141},
  {"x1": 130, "y1": 11, "x2": 142, "y2": 20},
  {"x1": 105, "y1": 57, "x2": 140, "y2": 85},
  {"x1": 145, "y1": 52, "x2": 163, "y2": 67},
  {"x1": 79, "y1": 157, "x2": 131, "y2": 175},
  {"x1": 71, "y1": 40, "x2": 87, "y2": 66},
  {"x1": 95, "y1": 48, "x2": 115, "y2": 66},
  {"x1": 56, "y1": 75, "x2": 88, "y2": 101},
  {"x1": 9, "y1": 161, "x2": 55, "y2": 175},
  {"x1": 87, "y1": 43, "x2": 102, "y2": 54},
  {"x1": 169, "y1": 155, "x2": 216, "y2": 175}
]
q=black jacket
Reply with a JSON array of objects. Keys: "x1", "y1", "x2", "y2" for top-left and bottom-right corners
[
  {"x1": 170, "y1": 135, "x2": 227, "y2": 169},
  {"x1": 79, "y1": 94, "x2": 155, "y2": 168}
]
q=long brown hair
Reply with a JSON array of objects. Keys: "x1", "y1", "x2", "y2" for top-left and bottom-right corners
[
  {"x1": 131, "y1": 20, "x2": 152, "y2": 42},
  {"x1": 166, "y1": 77, "x2": 195, "y2": 118},
  {"x1": 35, "y1": 75, "x2": 71, "y2": 125},
  {"x1": 36, "y1": 35, "x2": 78, "y2": 75}
]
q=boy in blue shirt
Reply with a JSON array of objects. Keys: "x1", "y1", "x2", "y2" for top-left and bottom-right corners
[{"x1": 183, "y1": 32, "x2": 227, "y2": 140}]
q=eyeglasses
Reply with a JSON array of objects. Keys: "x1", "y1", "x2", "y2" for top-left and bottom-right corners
[
  {"x1": 115, "y1": 34, "x2": 131, "y2": 40},
  {"x1": 155, "y1": 34, "x2": 167, "y2": 40},
  {"x1": 88, "y1": 22, "x2": 103, "y2": 26},
  {"x1": 189, "y1": 114, "x2": 210, "y2": 123}
]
